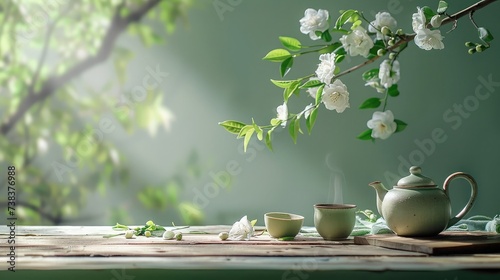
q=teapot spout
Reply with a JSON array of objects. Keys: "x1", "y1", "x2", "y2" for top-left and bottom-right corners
[{"x1": 369, "y1": 181, "x2": 389, "y2": 218}]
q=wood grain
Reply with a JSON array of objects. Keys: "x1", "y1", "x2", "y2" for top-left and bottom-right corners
[{"x1": 354, "y1": 231, "x2": 500, "y2": 255}]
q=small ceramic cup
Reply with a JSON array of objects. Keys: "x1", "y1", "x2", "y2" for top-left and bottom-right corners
[
  {"x1": 313, "y1": 204, "x2": 356, "y2": 240},
  {"x1": 264, "y1": 212, "x2": 304, "y2": 238}
]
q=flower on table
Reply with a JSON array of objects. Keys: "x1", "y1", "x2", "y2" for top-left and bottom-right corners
[
  {"x1": 315, "y1": 53, "x2": 336, "y2": 84},
  {"x1": 378, "y1": 59, "x2": 400, "y2": 89},
  {"x1": 276, "y1": 102, "x2": 288, "y2": 127},
  {"x1": 367, "y1": 110, "x2": 397, "y2": 140},
  {"x1": 368, "y1": 12, "x2": 397, "y2": 40},
  {"x1": 412, "y1": 7, "x2": 444, "y2": 50},
  {"x1": 299, "y1": 8, "x2": 330, "y2": 40},
  {"x1": 321, "y1": 79, "x2": 350, "y2": 113},
  {"x1": 340, "y1": 26, "x2": 374, "y2": 58},
  {"x1": 228, "y1": 215, "x2": 254, "y2": 241}
]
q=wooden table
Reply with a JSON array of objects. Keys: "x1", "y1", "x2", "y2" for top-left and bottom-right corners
[{"x1": 1, "y1": 226, "x2": 499, "y2": 280}]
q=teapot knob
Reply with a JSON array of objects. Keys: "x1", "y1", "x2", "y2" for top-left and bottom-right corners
[{"x1": 409, "y1": 166, "x2": 422, "y2": 175}]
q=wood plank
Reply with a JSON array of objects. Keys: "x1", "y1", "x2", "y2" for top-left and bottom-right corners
[{"x1": 354, "y1": 231, "x2": 500, "y2": 255}]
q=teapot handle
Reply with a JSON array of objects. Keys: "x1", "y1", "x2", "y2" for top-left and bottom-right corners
[{"x1": 443, "y1": 172, "x2": 478, "y2": 228}]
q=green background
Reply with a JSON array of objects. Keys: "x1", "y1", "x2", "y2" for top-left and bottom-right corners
[
  {"x1": 2, "y1": 0, "x2": 499, "y2": 227},
  {"x1": 99, "y1": 0, "x2": 499, "y2": 226}
]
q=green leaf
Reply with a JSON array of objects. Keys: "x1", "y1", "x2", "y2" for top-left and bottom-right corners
[
  {"x1": 388, "y1": 84, "x2": 399, "y2": 97},
  {"x1": 395, "y1": 119, "x2": 407, "y2": 132},
  {"x1": 421, "y1": 6, "x2": 436, "y2": 23},
  {"x1": 319, "y1": 42, "x2": 342, "y2": 54},
  {"x1": 252, "y1": 121, "x2": 264, "y2": 141},
  {"x1": 270, "y1": 118, "x2": 281, "y2": 126},
  {"x1": 335, "y1": 54, "x2": 345, "y2": 63},
  {"x1": 321, "y1": 30, "x2": 332, "y2": 42},
  {"x1": 362, "y1": 68, "x2": 380, "y2": 81},
  {"x1": 219, "y1": 120, "x2": 246, "y2": 135},
  {"x1": 300, "y1": 79, "x2": 323, "y2": 89},
  {"x1": 437, "y1": 0, "x2": 448, "y2": 14},
  {"x1": 478, "y1": 27, "x2": 494, "y2": 43},
  {"x1": 265, "y1": 128, "x2": 275, "y2": 151},
  {"x1": 243, "y1": 128, "x2": 255, "y2": 153},
  {"x1": 280, "y1": 57, "x2": 294, "y2": 77},
  {"x1": 237, "y1": 125, "x2": 254, "y2": 138},
  {"x1": 270, "y1": 79, "x2": 296, "y2": 89},
  {"x1": 359, "y1": 98, "x2": 381, "y2": 109},
  {"x1": 288, "y1": 117, "x2": 300, "y2": 144},
  {"x1": 263, "y1": 49, "x2": 292, "y2": 62},
  {"x1": 279, "y1": 36, "x2": 302, "y2": 51},
  {"x1": 335, "y1": 10, "x2": 357, "y2": 29},
  {"x1": 306, "y1": 107, "x2": 318, "y2": 134},
  {"x1": 357, "y1": 129, "x2": 374, "y2": 140},
  {"x1": 315, "y1": 85, "x2": 324, "y2": 105},
  {"x1": 284, "y1": 81, "x2": 300, "y2": 102}
]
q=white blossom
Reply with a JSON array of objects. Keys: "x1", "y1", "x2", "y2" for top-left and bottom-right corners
[
  {"x1": 415, "y1": 28, "x2": 444, "y2": 50},
  {"x1": 430, "y1": 15, "x2": 443, "y2": 28},
  {"x1": 367, "y1": 110, "x2": 397, "y2": 140},
  {"x1": 304, "y1": 103, "x2": 315, "y2": 119},
  {"x1": 276, "y1": 102, "x2": 288, "y2": 127},
  {"x1": 412, "y1": 7, "x2": 427, "y2": 32},
  {"x1": 321, "y1": 79, "x2": 350, "y2": 113},
  {"x1": 228, "y1": 215, "x2": 254, "y2": 241},
  {"x1": 369, "y1": 12, "x2": 397, "y2": 40},
  {"x1": 340, "y1": 26, "x2": 374, "y2": 57},
  {"x1": 306, "y1": 77, "x2": 321, "y2": 98},
  {"x1": 36, "y1": 138, "x2": 49, "y2": 154},
  {"x1": 315, "y1": 53, "x2": 336, "y2": 84},
  {"x1": 364, "y1": 78, "x2": 386, "y2": 93},
  {"x1": 299, "y1": 8, "x2": 330, "y2": 40},
  {"x1": 378, "y1": 59, "x2": 400, "y2": 88}
]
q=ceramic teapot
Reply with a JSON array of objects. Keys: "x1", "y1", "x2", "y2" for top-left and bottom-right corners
[{"x1": 369, "y1": 166, "x2": 478, "y2": 236}]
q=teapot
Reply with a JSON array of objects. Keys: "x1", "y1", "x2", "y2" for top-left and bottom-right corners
[{"x1": 369, "y1": 166, "x2": 478, "y2": 236}]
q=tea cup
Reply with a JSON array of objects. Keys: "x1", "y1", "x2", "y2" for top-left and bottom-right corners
[{"x1": 313, "y1": 204, "x2": 356, "y2": 240}]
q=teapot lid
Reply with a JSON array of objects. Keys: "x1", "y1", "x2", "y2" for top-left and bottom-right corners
[{"x1": 397, "y1": 166, "x2": 436, "y2": 187}]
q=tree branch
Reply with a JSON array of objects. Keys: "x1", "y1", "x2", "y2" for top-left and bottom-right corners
[
  {"x1": 0, "y1": 200, "x2": 62, "y2": 224},
  {"x1": 335, "y1": 0, "x2": 497, "y2": 80},
  {"x1": 0, "y1": 0, "x2": 161, "y2": 135}
]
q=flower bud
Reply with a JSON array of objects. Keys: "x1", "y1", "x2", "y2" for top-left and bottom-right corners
[
  {"x1": 377, "y1": 49, "x2": 386, "y2": 56},
  {"x1": 430, "y1": 15, "x2": 442, "y2": 28},
  {"x1": 396, "y1": 29, "x2": 404, "y2": 36},
  {"x1": 465, "y1": 42, "x2": 476, "y2": 47},
  {"x1": 219, "y1": 232, "x2": 229, "y2": 241},
  {"x1": 125, "y1": 230, "x2": 135, "y2": 239},
  {"x1": 145, "y1": 230, "x2": 151, "y2": 237},
  {"x1": 388, "y1": 39, "x2": 395, "y2": 46},
  {"x1": 468, "y1": 48, "x2": 477, "y2": 54},
  {"x1": 476, "y1": 44, "x2": 487, "y2": 52},
  {"x1": 175, "y1": 232, "x2": 183, "y2": 241},
  {"x1": 389, "y1": 52, "x2": 397, "y2": 60},
  {"x1": 381, "y1": 26, "x2": 391, "y2": 35},
  {"x1": 163, "y1": 230, "x2": 175, "y2": 240}
]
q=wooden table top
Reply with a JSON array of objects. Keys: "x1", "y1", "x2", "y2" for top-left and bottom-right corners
[{"x1": 1, "y1": 225, "x2": 500, "y2": 279}]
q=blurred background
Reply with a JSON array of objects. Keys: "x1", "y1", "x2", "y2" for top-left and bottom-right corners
[{"x1": 1, "y1": 0, "x2": 499, "y2": 227}]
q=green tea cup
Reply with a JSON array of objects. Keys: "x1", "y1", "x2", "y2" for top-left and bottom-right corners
[{"x1": 313, "y1": 204, "x2": 356, "y2": 240}]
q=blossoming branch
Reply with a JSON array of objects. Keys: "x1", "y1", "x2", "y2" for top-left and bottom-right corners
[{"x1": 220, "y1": 0, "x2": 497, "y2": 152}]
